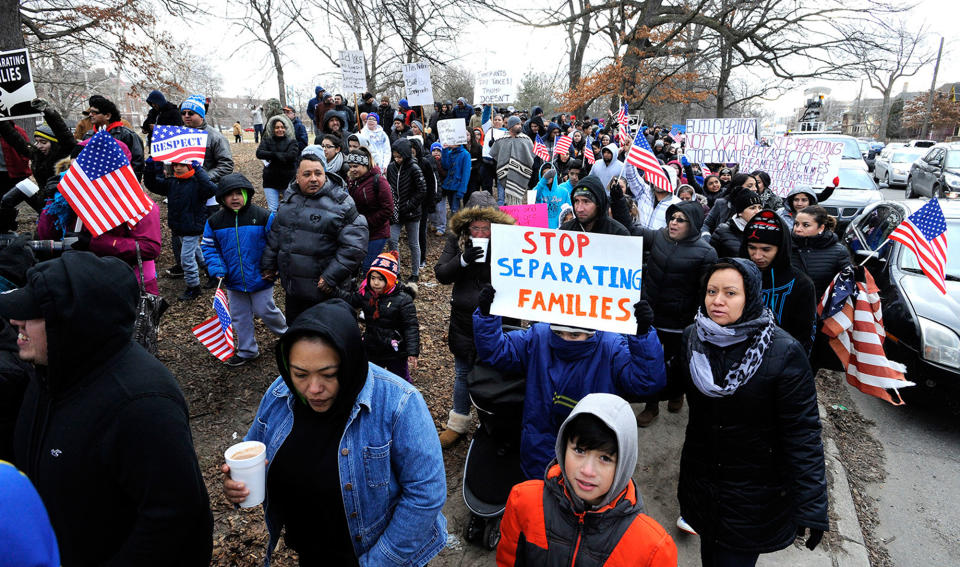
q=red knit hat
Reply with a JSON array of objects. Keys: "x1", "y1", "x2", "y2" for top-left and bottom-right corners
[{"x1": 367, "y1": 250, "x2": 399, "y2": 290}]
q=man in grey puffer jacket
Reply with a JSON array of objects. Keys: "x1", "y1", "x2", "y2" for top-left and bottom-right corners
[{"x1": 261, "y1": 152, "x2": 369, "y2": 323}]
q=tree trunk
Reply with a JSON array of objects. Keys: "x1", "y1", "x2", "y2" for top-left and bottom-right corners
[
  {"x1": 878, "y1": 85, "x2": 892, "y2": 143},
  {"x1": 0, "y1": 0, "x2": 23, "y2": 50},
  {"x1": 270, "y1": 42, "x2": 286, "y2": 107}
]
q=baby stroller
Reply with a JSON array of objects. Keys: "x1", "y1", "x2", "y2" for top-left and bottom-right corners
[{"x1": 462, "y1": 357, "x2": 526, "y2": 550}]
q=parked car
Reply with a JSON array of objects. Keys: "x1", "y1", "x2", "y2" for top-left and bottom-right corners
[
  {"x1": 906, "y1": 139, "x2": 937, "y2": 148},
  {"x1": 819, "y1": 167, "x2": 884, "y2": 231},
  {"x1": 874, "y1": 147, "x2": 926, "y2": 187},
  {"x1": 842, "y1": 199, "x2": 960, "y2": 406},
  {"x1": 906, "y1": 143, "x2": 960, "y2": 199}
]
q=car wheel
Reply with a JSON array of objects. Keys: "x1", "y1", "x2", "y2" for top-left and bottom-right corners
[
  {"x1": 905, "y1": 177, "x2": 915, "y2": 199},
  {"x1": 933, "y1": 184, "x2": 943, "y2": 198},
  {"x1": 884, "y1": 171, "x2": 890, "y2": 187}
]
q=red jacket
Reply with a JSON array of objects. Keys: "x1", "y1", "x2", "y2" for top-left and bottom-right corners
[
  {"x1": 497, "y1": 465, "x2": 677, "y2": 567},
  {"x1": 0, "y1": 124, "x2": 32, "y2": 179}
]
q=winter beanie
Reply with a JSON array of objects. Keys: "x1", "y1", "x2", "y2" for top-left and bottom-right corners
[
  {"x1": 430, "y1": 142, "x2": 442, "y2": 153},
  {"x1": 367, "y1": 112, "x2": 380, "y2": 124},
  {"x1": 180, "y1": 94, "x2": 206, "y2": 118},
  {"x1": 743, "y1": 209, "x2": 783, "y2": 246},
  {"x1": 731, "y1": 188, "x2": 762, "y2": 214},
  {"x1": 33, "y1": 124, "x2": 57, "y2": 143},
  {"x1": 367, "y1": 250, "x2": 399, "y2": 291},
  {"x1": 507, "y1": 116, "x2": 521, "y2": 129}
]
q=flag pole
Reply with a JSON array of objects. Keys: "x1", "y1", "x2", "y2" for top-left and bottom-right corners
[
  {"x1": 857, "y1": 239, "x2": 891, "y2": 267},
  {"x1": 354, "y1": 93, "x2": 360, "y2": 130}
]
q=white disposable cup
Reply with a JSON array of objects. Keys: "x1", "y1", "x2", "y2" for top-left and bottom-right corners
[
  {"x1": 224, "y1": 441, "x2": 267, "y2": 508},
  {"x1": 471, "y1": 237, "x2": 489, "y2": 263},
  {"x1": 15, "y1": 179, "x2": 39, "y2": 197}
]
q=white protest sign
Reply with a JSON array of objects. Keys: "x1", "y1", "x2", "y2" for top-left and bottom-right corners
[
  {"x1": 402, "y1": 61, "x2": 434, "y2": 107},
  {"x1": 437, "y1": 118, "x2": 469, "y2": 146},
  {"x1": 683, "y1": 118, "x2": 757, "y2": 163},
  {"x1": 737, "y1": 136, "x2": 845, "y2": 196},
  {"x1": 339, "y1": 50, "x2": 367, "y2": 93},
  {"x1": 0, "y1": 48, "x2": 40, "y2": 122},
  {"x1": 474, "y1": 70, "x2": 515, "y2": 105},
  {"x1": 489, "y1": 224, "x2": 644, "y2": 334}
]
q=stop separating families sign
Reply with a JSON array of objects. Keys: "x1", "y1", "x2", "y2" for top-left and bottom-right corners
[{"x1": 489, "y1": 224, "x2": 644, "y2": 334}]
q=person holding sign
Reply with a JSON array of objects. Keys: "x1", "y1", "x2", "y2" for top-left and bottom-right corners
[{"x1": 471, "y1": 283, "x2": 665, "y2": 480}]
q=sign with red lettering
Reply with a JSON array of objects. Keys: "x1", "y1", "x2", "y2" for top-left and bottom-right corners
[
  {"x1": 489, "y1": 225, "x2": 644, "y2": 334},
  {"x1": 500, "y1": 204, "x2": 548, "y2": 228}
]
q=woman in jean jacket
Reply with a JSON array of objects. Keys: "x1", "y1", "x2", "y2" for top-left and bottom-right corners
[{"x1": 222, "y1": 299, "x2": 447, "y2": 566}]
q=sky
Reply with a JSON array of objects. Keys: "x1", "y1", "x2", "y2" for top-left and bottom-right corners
[{"x1": 166, "y1": 0, "x2": 957, "y2": 122}]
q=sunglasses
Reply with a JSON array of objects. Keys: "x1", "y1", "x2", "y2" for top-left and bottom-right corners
[
  {"x1": 86, "y1": 110, "x2": 100, "y2": 116},
  {"x1": 181, "y1": 110, "x2": 196, "y2": 116},
  {"x1": 669, "y1": 215, "x2": 689, "y2": 224}
]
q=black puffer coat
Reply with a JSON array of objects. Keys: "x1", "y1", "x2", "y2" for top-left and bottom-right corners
[
  {"x1": 678, "y1": 260, "x2": 827, "y2": 553},
  {"x1": 791, "y1": 230, "x2": 851, "y2": 300},
  {"x1": 345, "y1": 283, "x2": 420, "y2": 362},
  {"x1": 710, "y1": 218, "x2": 745, "y2": 258},
  {"x1": 261, "y1": 177, "x2": 369, "y2": 303},
  {"x1": 385, "y1": 139, "x2": 426, "y2": 224},
  {"x1": 640, "y1": 201, "x2": 719, "y2": 330},
  {"x1": 256, "y1": 115, "x2": 300, "y2": 190}
]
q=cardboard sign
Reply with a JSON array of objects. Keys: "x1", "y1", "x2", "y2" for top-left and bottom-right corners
[
  {"x1": 474, "y1": 70, "x2": 515, "y2": 105},
  {"x1": 402, "y1": 61, "x2": 434, "y2": 107},
  {"x1": 683, "y1": 118, "x2": 757, "y2": 162},
  {"x1": 738, "y1": 136, "x2": 844, "y2": 196},
  {"x1": 489, "y1": 225, "x2": 644, "y2": 334},
  {"x1": 500, "y1": 204, "x2": 548, "y2": 228},
  {"x1": 339, "y1": 50, "x2": 367, "y2": 93},
  {"x1": 437, "y1": 118, "x2": 468, "y2": 146},
  {"x1": 0, "y1": 48, "x2": 40, "y2": 122}
]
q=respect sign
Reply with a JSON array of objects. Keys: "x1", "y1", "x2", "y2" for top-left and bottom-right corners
[
  {"x1": 683, "y1": 118, "x2": 757, "y2": 162},
  {"x1": 339, "y1": 50, "x2": 367, "y2": 93},
  {"x1": 0, "y1": 48, "x2": 40, "y2": 122},
  {"x1": 737, "y1": 136, "x2": 844, "y2": 196},
  {"x1": 402, "y1": 61, "x2": 433, "y2": 107},
  {"x1": 474, "y1": 70, "x2": 515, "y2": 105},
  {"x1": 437, "y1": 118, "x2": 468, "y2": 146},
  {"x1": 489, "y1": 225, "x2": 644, "y2": 334}
]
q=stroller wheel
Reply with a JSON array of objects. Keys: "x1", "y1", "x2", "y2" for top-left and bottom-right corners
[
  {"x1": 465, "y1": 514, "x2": 484, "y2": 543},
  {"x1": 483, "y1": 516, "x2": 502, "y2": 550}
]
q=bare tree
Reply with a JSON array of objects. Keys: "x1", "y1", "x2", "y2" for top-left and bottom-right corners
[
  {"x1": 433, "y1": 65, "x2": 475, "y2": 104},
  {"x1": 230, "y1": 0, "x2": 302, "y2": 106}
]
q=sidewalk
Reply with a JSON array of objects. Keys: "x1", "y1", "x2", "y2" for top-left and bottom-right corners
[{"x1": 434, "y1": 403, "x2": 870, "y2": 566}]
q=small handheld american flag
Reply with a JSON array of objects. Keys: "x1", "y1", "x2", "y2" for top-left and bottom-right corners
[
  {"x1": 150, "y1": 125, "x2": 208, "y2": 164},
  {"x1": 888, "y1": 198, "x2": 949, "y2": 294},
  {"x1": 553, "y1": 134, "x2": 572, "y2": 159},
  {"x1": 616, "y1": 103, "x2": 631, "y2": 144},
  {"x1": 625, "y1": 129, "x2": 673, "y2": 193},
  {"x1": 192, "y1": 288, "x2": 235, "y2": 361},
  {"x1": 533, "y1": 134, "x2": 550, "y2": 161},
  {"x1": 584, "y1": 145, "x2": 596, "y2": 164}
]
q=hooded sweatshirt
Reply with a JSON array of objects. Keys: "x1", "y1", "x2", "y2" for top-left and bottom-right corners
[
  {"x1": 560, "y1": 176, "x2": 629, "y2": 235},
  {"x1": 587, "y1": 143, "x2": 624, "y2": 190},
  {"x1": 779, "y1": 185, "x2": 819, "y2": 231},
  {"x1": 256, "y1": 114, "x2": 300, "y2": 189},
  {"x1": 497, "y1": 394, "x2": 678, "y2": 566},
  {"x1": 534, "y1": 165, "x2": 571, "y2": 229},
  {"x1": 357, "y1": 123, "x2": 392, "y2": 171}
]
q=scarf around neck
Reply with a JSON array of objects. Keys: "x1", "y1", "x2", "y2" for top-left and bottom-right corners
[{"x1": 687, "y1": 307, "x2": 775, "y2": 398}]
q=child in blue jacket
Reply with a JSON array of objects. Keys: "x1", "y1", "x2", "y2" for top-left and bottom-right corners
[
  {"x1": 440, "y1": 145, "x2": 471, "y2": 214},
  {"x1": 201, "y1": 173, "x2": 287, "y2": 366}
]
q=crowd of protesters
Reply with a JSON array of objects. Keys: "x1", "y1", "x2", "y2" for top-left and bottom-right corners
[{"x1": 0, "y1": 87, "x2": 842, "y2": 567}]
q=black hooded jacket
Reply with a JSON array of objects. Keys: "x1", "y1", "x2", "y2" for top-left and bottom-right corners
[
  {"x1": 559, "y1": 176, "x2": 629, "y2": 236},
  {"x1": 678, "y1": 258, "x2": 828, "y2": 553},
  {"x1": 0, "y1": 107, "x2": 76, "y2": 191},
  {"x1": 0, "y1": 320, "x2": 32, "y2": 462},
  {"x1": 13, "y1": 252, "x2": 212, "y2": 566},
  {"x1": 385, "y1": 138, "x2": 426, "y2": 224},
  {"x1": 791, "y1": 230, "x2": 851, "y2": 300}
]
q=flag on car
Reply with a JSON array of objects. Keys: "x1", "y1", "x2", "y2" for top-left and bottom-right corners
[
  {"x1": 625, "y1": 129, "x2": 673, "y2": 193},
  {"x1": 150, "y1": 125, "x2": 208, "y2": 164},
  {"x1": 819, "y1": 266, "x2": 914, "y2": 405},
  {"x1": 553, "y1": 134, "x2": 572, "y2": 158},
  {"x1": 616, "y1": 102, "x2": 631, "y2": 144},
  {"x1": 192, "y1": 288, "x2": 235, "y2": 361},
  {"x1": 533, "y1": 134, "x2": 550, "y2": 161},
  {"x1": 57, "y1": 130, "x2": 153, "y2": 236},
  {"x1": 584, "y1": 145, "x2": 596, "y2": 164},
  {"x1": 887, "y1": 198, "x2": 949, "y2": 295}
]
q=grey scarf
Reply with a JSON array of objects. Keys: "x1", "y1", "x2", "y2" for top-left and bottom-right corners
[{"x1": 688, "y1": 307, "x2": 775, "y2": 398}]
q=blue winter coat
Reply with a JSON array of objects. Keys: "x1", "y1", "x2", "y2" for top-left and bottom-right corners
[
  {"x1": 440, "y1": 146, "x2": 470, "y2": 198},
  {"x1": 473, "y1": 312, "x2": 667, "y2": 479}
]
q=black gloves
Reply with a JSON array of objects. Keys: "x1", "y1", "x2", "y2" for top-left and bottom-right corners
[
  {"x1": 478, "y1": 284, "x2": 495, "y2": 316},
  {"x1": 462, "y1": 245, "x2": 483, "y2": 265},
  {"x1": 633, "y1": 299, "x2": 653, "y2": 334},
  {"x1": 71, "y1": 231, "x2": 92, "y2": 251},
  {"x1": 798, "y1": 527, "x2": 824, "y2": 551},
  {"x1": 31, "y1": 98, "x2": 50, "y2": 112},
  {"x1": 609, "y1": 181, "x2": 623, "y2": 202}
]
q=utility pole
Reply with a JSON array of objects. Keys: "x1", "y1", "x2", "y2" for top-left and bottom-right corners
[{"x1": 922, "y1": 36, "x2": 944, "y2": 139}]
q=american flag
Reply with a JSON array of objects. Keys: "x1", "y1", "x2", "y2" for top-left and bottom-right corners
[
  {"x1": 553, "y1": 134, "x2": 572, "y2": 159},
  {"x1": 888, "y1": 198, "x2": 949, "y2": 294},
  {"x1": 533, "y1": 134, "x2": 550, "y2": 161},
  {"x1": 150, "y1": 125, "x2": 208, "y2": 163},
  {"x1": 819, "y1": 266, "x2": 914, "y2": 405},
  {"x1": 584, "y1": 145, "x2": 596, "y2": 164},
  {"x1": 57, "y1": 130, "x2": 154, "y2": 236},
  {"x1": 625, "y1": 128, "x2": 673, "y2": 192},
  {"x1": 616, "y1": 103, "x2": 631, "y2": 144},
  {"x1": 192, "y1": 288, "x2": 235, "y2": 361}
]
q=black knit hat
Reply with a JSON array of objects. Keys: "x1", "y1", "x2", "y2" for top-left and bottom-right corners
[
  {"x1": 743, "y1": 209, "x2": 783, "y2": 246},
  {"x1": 730, "y1": 188, "x2": 762, "y2": 214}
]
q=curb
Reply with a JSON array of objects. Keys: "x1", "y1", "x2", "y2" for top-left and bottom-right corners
[{"x1": 820, "y1": 405, "x2": 871, "y2": 567}]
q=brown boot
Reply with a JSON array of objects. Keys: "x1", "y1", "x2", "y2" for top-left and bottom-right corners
[
  {"x1": 439, "y1": 410, "x2": 470, "y2": 449},
  {"x1": 636, "y1": 403, "x2": 660, "y2": 427},
  {"x1": 438, "y1": 428, "x2": 463, "y2": 449},
  {"x1": 667, "y1": 396, "x2": 684, "y2": 413}
]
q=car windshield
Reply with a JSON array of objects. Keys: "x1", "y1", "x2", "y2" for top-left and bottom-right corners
[
  {"x1": 891, "y1": 151, "x2": 924, "y2": 163},
  {"x1": 858, "y1": 141, "x2": 870, "y2": 152},
  {"x1": 837, "y1": 168, "x2": 877, "y2": 190},
  {"x1": 945, "y1": 150, "x2": 960, "y2": 169},
  {"x1": 899, "y1": 219, "x2": 960, "y2": 279}
]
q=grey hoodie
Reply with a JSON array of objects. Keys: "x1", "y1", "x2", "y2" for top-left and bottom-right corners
[
  {"x1": 781, "y1": 185, "x2": 819, "y2": 231},
  {"x1": 553, "y1": 393, "x2": 641, "y2": 511}
]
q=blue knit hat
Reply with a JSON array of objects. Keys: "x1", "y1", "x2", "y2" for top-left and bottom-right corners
[
  {"x1": 180, "y1": 95, "x2": 206, "y2": 118},
  {"x1": 367, "y1": 112, "x2": 379, "y2": 124},
  {"x1": 399, "y1": 98, "x2": 409, "y2": 109},
  {"x1": 430, "y1": 142, "x2": 442, "y2": 152}
]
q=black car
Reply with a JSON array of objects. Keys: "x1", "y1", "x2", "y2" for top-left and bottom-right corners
[
  {"x1": 906, "y1": 143, "x2": 960, "y2": 199},
  {"x1": 843, "y1": 199, "x2": 960, "y2": 407},
  {"x1": 819, "y1": 168, "x2": 883, "y2": 232}
]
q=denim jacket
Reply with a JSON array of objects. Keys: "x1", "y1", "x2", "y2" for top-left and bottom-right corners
[{"x1": 244, "y1": 365, "x2": 448, "y2": 566}]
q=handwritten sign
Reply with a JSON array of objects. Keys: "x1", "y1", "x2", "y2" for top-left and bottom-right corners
[
  {"x1": 737, "y1": 136, "x2": 844, "y2": 196},
  {"x1": 437, "y1": 118, "x2": 468, "y2": 146},
  {"x1": 500, "y1": 204, "x2": 548, "y2": 228},
  {"x1": 474, "y1": 70, "x2": 515, "y2": 105},
  {"x1": 339, "y1": 50, "x2": 367, "y2": 93},
  {"x1": 489, "y1": 225, "x2": 644, "y2": 334},
  {"x1": 0, "y1": 48, "x2": 40, "y2": 122},
  {"x1": 683, "y1": 118, "x2": 757, "y2": 162},
  {"x1": 402, "y1": 61, "x2": 433, "y2": 107}
]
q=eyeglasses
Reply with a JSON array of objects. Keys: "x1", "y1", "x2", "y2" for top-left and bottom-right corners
[
  {"x1": 87, "y1": 110, "x2": 100, "y2": 115},
  {"x1": 469, "y1": 226, "x2": 491, "y2": 235},
  {"x1": 181, "y1": 110, "x2": 196, "y2": 116},
  {"x1": 669, "y1": 215, "x2": 688, "y2": 224},
  {"x1": 321, "y1": 144, "x2": 336, "y2": 149}
]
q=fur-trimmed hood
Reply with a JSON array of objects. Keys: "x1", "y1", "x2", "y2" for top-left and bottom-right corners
[
  {"x1": 265, "y1": 114, "x2": 295, "y2": 141},
  {"x1": 448, "y1": 205, "x2": 516, "y2": 251}
]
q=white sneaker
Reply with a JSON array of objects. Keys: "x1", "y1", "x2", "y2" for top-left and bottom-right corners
[{"x1": 676, "y1": 516, "x2": 697, "y2": 535}]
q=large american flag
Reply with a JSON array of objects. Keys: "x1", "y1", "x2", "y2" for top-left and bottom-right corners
[
  {"x1": 58, "y1": 130, "x2": 154, "y2": 236},
  {"x1": 625, "y1": 128, "x2": 673, "y2": 192},
  {"x1": 553, "y1": 134, "x2": 572, "y2": 159},
  {"x1": 819, "y1": 266, "x2": 914, "y2": 405},
  {"x1": 192, "y1": 288, "x2": 236, "y2": 361},
  {"x1": 150, "y1": 125, "x2": 208, "y2": 163},
  {"x1": 888, "y1": 198, "x2": 949, "y2": 294},
  {"x1": 533, "y1": 134, "x2": 550, "y2": 161},
  {"x1": 616, "y1": 103, "x2": 631, "y2": 145}
]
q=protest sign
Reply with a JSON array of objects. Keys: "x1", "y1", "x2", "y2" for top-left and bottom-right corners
[
  {"x1": 737, "y1": 136, "x2": 844, "y2": 196},
  {"x1": 150, "y1": 125, "x2": 208, "y2": 163},
  {"x1": 500, "y1": 204, "x2": 548, "y2": 228},
  {"x1": 670, "y1": 123, "x2": 686, "y2": 134},
  {"x1": 627, "y1": 114, "x2": 642, "y2": 132},
  {"x1": 401, "y1": 61, "x2": 433, "y2": 107},
  {"x1": 0, "y1": 48, "x2": 40, "y2": 122},
  {"x1": 489, "y1": 224, "x2": 644, "y2": 334},
  {"x1": 683, "y1": 118, "x2": 757, "y2": 163},
  {"x1": 474, "y1": 70, "x2": 515, "y2": 105},
  {"x1": 437, "y1": 118, "x2": 468, "y2": 146},
  {"x1": 339, "y1": 50, "x2": 367, "y2": 93}
]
